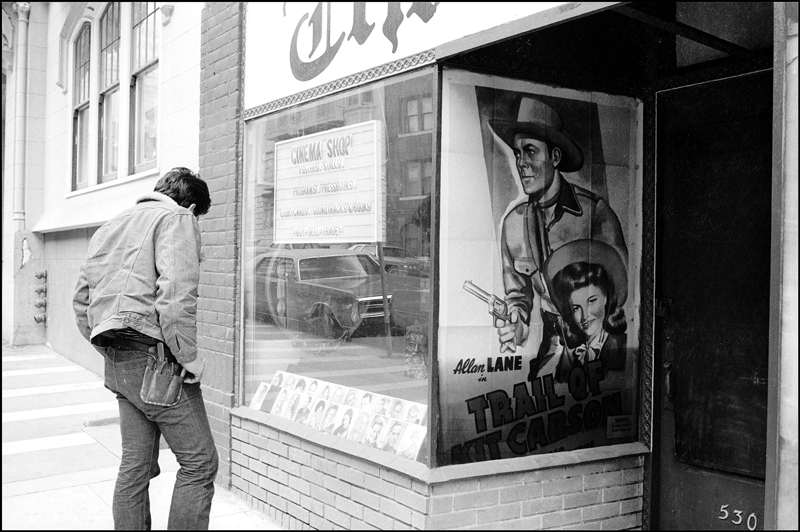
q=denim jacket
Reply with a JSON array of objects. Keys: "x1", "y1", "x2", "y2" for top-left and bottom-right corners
[{"x1": 73, "y1": 192, "x2": 203, "y2": 364}]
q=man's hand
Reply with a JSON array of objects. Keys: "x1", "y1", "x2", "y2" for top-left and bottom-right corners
[
  {"x1": 494, "y1": 309, "x2": 530, "y2": 353},
  {"x1": 182, "y1": 357, "x2": 205, "y2": 384}
]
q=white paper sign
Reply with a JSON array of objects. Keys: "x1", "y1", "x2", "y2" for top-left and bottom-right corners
[{"x1": 273, "y1": 121, "x2": 385, "y2": 244}]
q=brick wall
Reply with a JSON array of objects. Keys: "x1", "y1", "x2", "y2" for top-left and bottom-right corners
[
  {"x1": 198, "y1": 1, "x2": 244, "y2": 488},
  {"x1": 231, "y1": 414, "x2": 430, "y2": 530},
  {"x1": 427, "y1": 458, "x2": 643, "y2": 530},
  {"x1": 231, "y1": 410, "x2": 644, "y2": 530}
]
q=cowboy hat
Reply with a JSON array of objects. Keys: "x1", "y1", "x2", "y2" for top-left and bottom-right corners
[
  {"x1": 543, "y1": 239, "x2": 628, "y2": 312},
  {"x1": 489, "y1": 96, "x2": 584, "y2": 172}
]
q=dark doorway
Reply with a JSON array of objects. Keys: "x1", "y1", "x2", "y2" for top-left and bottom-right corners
[{"x1": 654, "y1": 70, "x2": 772, "y2": 529}]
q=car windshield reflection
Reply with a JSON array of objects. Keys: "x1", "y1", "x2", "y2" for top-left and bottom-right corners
[{"x1": 299, "y1": 255, "x2": 382, "y2": 280}]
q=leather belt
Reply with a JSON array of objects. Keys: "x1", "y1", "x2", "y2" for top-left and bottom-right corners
[{"x1": 111, "y1": 338, "x2": 159, "y2": 354}]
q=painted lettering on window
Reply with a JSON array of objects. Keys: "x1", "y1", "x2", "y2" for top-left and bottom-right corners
[{"x1": 288, "y1": 2, "x2": 440, "y2": 82}]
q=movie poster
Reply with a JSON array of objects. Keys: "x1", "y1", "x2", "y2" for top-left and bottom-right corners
[{"x1": 438, "y1": 71, "x2": 642, "y2": 465}]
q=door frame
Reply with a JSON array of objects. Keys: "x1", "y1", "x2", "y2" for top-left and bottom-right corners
[
  {"x1": 764, "y1": 3, "x2": 793, "y2": 530},
  {"x1": 644, "y1": 4, "x2": 792, "y2": 528},
  {"x1": 643, "y1": 53, "x2": 779, "y2": 530}
]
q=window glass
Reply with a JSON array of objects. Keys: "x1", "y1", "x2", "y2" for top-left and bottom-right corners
[
  {"x1": 99, "y1": 3, "x2": 120, "y2": 182},
  {"x1": 73, "y1": 24, "x2": 91, "y2": 105},
  {"x1": 100, "y1": 3, "x2": 120, "y2": 89},
  {"x1": 74, "y1": 106, "x2": 90, "y2": 190},
  {"x1": 243, "y1": 69, "x2": 435, "y2": 465},
  {"x1": 132, "y1": 2, "x2": 159, "y2": 71},
  {"x1": 131, "y1": 2, "x2": 159, "y2": 173},
  {"x1": 72, "y1": 23, "x2": 91, "y2": 191},
  {"x1": 100, "y1": 89, "x2": 120, "y2": 181},
  {"x1": 133, "y1": 65, "x2": 158, "y2": 172}
]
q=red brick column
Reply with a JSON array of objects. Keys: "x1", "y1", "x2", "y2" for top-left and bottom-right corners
[{"x1": 198, "y1": 1, "x2": 244, "y2": 488}]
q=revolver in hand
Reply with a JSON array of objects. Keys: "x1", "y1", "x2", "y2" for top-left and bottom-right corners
[{"x1": 463, "y1": 281, "x2": 516, "y2": 353}]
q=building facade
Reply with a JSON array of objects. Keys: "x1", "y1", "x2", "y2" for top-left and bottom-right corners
[{"x1": 2, "y1": 2, "x2": 797, "y2": 530}]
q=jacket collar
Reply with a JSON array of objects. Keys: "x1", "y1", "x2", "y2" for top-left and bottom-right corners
[
  {"x1": 136, "y1": 191, "x2": 178, "y2": 206},
  {"x1": 529, "y1": 174, "x2": 583, "y2": 222},
  {"x1": 556, "y1": 175, "x2": 583, "y2": 218}
]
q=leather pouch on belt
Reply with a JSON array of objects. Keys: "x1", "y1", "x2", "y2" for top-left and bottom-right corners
[{"x1": 140, "y1": 343, "x2": 186, "y2": 407}]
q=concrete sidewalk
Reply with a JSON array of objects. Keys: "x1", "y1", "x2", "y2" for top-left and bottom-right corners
[{"x1": 1, "y1": 340, "x2": 282, "y2": 530}]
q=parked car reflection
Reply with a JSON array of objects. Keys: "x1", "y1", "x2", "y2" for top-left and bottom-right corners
[
  {"x1": 347, "y1": 244, "x2": 430, "y2": 278},
  {"x1": 252, "y1": 249, "x2": 425, "y2": 339}
]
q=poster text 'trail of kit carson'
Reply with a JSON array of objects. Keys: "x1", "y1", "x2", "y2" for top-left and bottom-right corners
[
  {"x1": 451, "y1": 360, "x2": 624, "y2": 464},
  {"x1": 287, "y1": 2, "x2": 440, "y2": 81}
]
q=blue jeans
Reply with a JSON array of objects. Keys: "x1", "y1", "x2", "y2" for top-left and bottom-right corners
[{"x1": 104, "y1": 346, "x2": 219, "y2": 530}]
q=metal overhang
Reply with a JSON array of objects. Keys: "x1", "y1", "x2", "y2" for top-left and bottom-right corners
[{"x1": 434, "y1": 2, "x2": 623, "y2": 61}]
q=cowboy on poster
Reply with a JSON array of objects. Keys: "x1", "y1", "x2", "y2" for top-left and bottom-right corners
[{"x1": 438, "y1": 71, "x2": 642, "y2": 464}]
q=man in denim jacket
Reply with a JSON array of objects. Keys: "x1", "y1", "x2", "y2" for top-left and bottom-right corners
[{"x1": 74, "y1": 167, "x2": 218, "y2": 530}]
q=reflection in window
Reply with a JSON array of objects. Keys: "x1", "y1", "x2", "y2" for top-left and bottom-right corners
[
  {"x1": 299, "y1": 255, "x2": 381, "y2": 280},
  {"x1": 403, "y1": 159, "x2": 432, "y2": 197},
  {"x1": 403, "y1": 95, "x2": 433, "y2": 133},
  {"x1": 243, "y1": 71, "x2": 435, "y2": 465}
]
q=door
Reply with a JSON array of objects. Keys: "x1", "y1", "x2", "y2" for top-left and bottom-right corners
[{"x1": 654, "y1": 70, "x2": 772, "y2": 530}]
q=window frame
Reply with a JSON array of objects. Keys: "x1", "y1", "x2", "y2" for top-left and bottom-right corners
[
  {"x1": 72, "y1": 22, "x2": 92, "y2": 191},
  {"x1": 129, "y1": 1, "x2": 160, "y2": 174},
  {"x1": 66, "y1": 2, "x2": 161, "y2": 196},
  {"x1": 98, "y1": 2, "x2": 121, "y2": 183},
  {"x1": 241, "y1": 68, "x2": 438, "y2": 467}
]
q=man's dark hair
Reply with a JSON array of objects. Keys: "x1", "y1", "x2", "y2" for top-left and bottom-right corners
[{"x1": 154, "y1": 167, "x2": 211, "y2": 216}]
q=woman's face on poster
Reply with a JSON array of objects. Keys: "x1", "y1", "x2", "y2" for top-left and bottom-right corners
[{"x1": 570, "y1": 284, "x2": 607, "y2": 339}]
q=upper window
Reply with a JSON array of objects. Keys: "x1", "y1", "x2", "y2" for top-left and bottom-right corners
[
  {"x1": 72, "y1": 23, "x2": 91, "y2": 191},
  {"x1": 99, "y1": 3, "x2": 120, "y2": 183},
  {"x1": 69, "y1": 2, "x2": 160, "y2": 192},
  {"x1": 131, "y1": 1, "x2": 159, "y2": 173}
]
